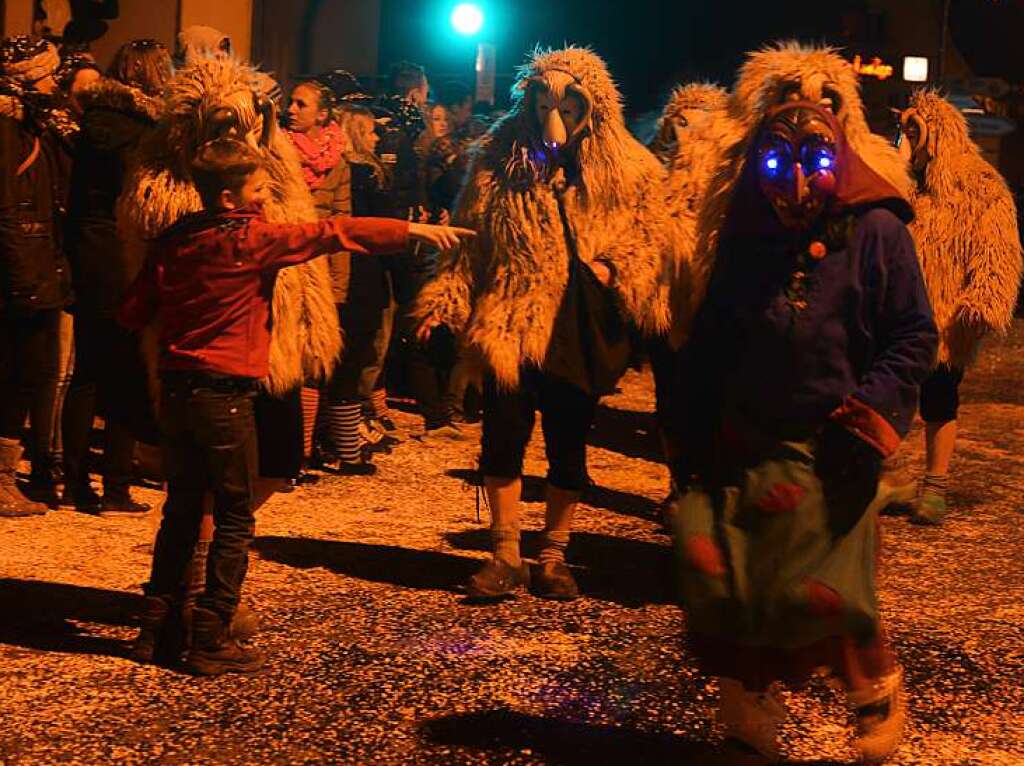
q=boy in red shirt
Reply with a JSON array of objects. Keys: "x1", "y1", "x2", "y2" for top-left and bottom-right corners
[{"x1": 119, "y1": 139, "x2": 472, "y2": 675}]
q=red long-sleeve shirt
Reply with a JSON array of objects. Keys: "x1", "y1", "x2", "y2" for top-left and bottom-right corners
[{"x1": 118, "y1": 208, "x2": 409, "y2": 379}]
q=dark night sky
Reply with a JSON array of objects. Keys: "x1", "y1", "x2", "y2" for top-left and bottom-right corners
[
  {"x1": 378, "y1": 0, "x2": 1023, "y2": 117},
  {"x1": 378, "y1": 0, "x2": 846, "y2": 115}
]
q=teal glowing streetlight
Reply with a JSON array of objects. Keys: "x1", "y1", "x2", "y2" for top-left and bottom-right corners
[{"x1": 450, "y1": 3, "x2": 484, "y2": 36}]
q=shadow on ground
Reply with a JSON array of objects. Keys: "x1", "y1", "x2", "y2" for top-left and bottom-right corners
[
  {"x1": 253, "y1": 536, "x2": 478, "y2": 593},
  {"x1": 587, "y1": 404, "x2": 663, "y2": 462},
  {"x1": 445, "y1": 469, "x2": 661, "y2": 523},
  {"x1": 445, "y1": 528, "x2": 674, "y2": 607},
  {"x1": 0, "y1": 578, "x2": 139, "y2": 657},
  {"x1": 420, "y1": 708, "x2": 824, "y2": 765}
]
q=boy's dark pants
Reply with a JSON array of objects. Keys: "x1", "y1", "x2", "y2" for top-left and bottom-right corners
[{"x1": 146, "y1": 374, "x2": 258, "y2": 623}]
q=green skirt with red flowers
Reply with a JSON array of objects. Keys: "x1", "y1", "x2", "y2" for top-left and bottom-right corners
[{"x1": 671, "y1": 439, "x2": 888, "y2": 687}]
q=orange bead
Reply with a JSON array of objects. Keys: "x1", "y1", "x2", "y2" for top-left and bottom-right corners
[{"x1": 809, "y1": 241, "x2": 827, "y2": 260}]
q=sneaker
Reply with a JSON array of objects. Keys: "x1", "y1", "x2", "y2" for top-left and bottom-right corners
[
  {"x1": 910, "y1": 490, "x2": 948, "y2": 526},
  {"x1": 358, "y1": 419, "x2": 384, "y2": 447},
  {"x1": 294, "y1": 471, "x2": 321, "y2": 486},
  {"x1": 99, "y1": 493, "x2": 151, "y2": 517},
  {"x1": 323, "y1": 459, "x2": 378, "y2": 477},
  {"x1": 61, "y1": 483, "x2": 103, "y2": 513},
  {"x1": 530, "y1": 561, "x2": 580, "y2": 601},
  {"x1": 420, "y1": 423, "x2": 468, "y2": 443},
  {"x1": 374, "y1": 416, "x2": 407, "y2": 442},
  {"x1": 717, "y1": 678, "x2": 787, "y2": 762},
  {"x1": 466, "y1": 557, "x2": 530, "y2": 600},
  {"x1": 186, "y1": 607, "x2": 265, "y2": 676},
  {"x1": 848, "y1": 667, "x2": 906, "y2": 763}
]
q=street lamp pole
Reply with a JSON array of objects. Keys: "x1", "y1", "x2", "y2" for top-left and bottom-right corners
[{"x1": 937, "y1": 0, "x2": 952, "y2": 83}]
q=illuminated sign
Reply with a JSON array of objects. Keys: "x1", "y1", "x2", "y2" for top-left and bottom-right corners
[
  {"x1": 903, "y1": 56, "x2": 929, "y2": 83},
  {"x1": 852, "y1": 55, "x2": 894, "y2": 80}
]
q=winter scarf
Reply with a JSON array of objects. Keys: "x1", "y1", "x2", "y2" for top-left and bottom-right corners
[{"x1": 287, "y1": 122, "x2": 347, "y2": 188}]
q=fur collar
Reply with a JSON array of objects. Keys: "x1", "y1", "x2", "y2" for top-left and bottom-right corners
[{"x1": 77, "y1": 78, "x2": 162, "y2": 123}]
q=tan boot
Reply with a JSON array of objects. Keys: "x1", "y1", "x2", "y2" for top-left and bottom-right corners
[
  {"x1": 875, "y1": 459, "x2": 916, "y2": 513},
  {"x1": 848, "y1": 666, "x2": 906, "y2": 763},
  {"x1": 0, "y1": 437, "x2": 47, "y2": 517}
]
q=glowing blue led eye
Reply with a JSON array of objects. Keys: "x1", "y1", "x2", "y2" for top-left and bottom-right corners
[
  {"x1": 766, "y1": 157, "x2": 779, "y2": 171},
  {"x1": 817, "y1": 155, "x2": 832, "y2": 169}
]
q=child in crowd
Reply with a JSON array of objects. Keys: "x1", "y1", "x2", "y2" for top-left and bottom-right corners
[{"x1": 118, "y1": 138, "x2": 472, "y2": 675}]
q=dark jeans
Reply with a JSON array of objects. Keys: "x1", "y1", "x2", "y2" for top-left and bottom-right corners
[
  {"x1": 394, "y1": 306, "x2": 455, "y2": 428},
  {"x1": 919, "y1": 363, "x2": 965, "y2": 423},
  {"x1": 147, "y1": 374, "x2": 258, "y2": 621},
  {"x1": 0, "y1": 308, "x2": 61, "y2": 460},
  {"x1": 61, "y1": 315, "x2": 143, "y2": 492},
  {"x1": 480, "y1": 368, "x2": 597, "y2": 492}
]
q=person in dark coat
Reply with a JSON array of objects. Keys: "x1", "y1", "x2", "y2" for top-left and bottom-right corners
[
  {"x1": 670, "y1": 102, "x2": 937, "y2": 762},
  {"x1": 0, "y1": 36, "x2": 74, "y2": 517},
  {"x1": 59, "y1": 39, "x2": 170, "y2": 514}
]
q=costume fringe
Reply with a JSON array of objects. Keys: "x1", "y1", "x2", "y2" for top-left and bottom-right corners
[
  {"x1": 688, "y1": 41, "x2": 915, "y2": 338},
  {"x1": 416, "y1": 46, "x2": 675, "y2": 389},
  {"x1": 906, "y1": 90, "x2": 1022, "y2": 367}
]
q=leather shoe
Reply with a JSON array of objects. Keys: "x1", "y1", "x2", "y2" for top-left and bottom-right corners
[
  {"x1": 531, "y1": 561, "x2": 580, "y2": 601},
  {"x1": 466, "y1": 557, "x2": 529, "y2": 600}
]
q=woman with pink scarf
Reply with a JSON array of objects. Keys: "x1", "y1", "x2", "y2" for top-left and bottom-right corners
[{"x1": 284, "y1": 81, "x2": 374, "y2": 476}]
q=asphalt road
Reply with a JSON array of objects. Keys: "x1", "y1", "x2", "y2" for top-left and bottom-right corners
[{"x1": 1, "y1": 322, "x2": 1022, "y2": 765}]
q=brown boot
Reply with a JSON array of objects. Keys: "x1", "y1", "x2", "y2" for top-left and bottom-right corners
[
  {"x1": 130, "y1": 595, "x2": 178, "y2": 664},
  {"x1": 186, "y1": 607, "x2": 265, "y2": 676},
  {"x1": 0, "y1": 438, "x2": 47, "y2": 517}
]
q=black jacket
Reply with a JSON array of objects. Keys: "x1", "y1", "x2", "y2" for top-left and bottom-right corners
[
  {"x1": 346, "y1": 159, "x2": 394, "y2": 320},
  {"x1": 0, "y1": 96, "x2": 73, "y2": 314},
  {"x1": 65, "y1": 81, "x2": 159, "y2": 318}
]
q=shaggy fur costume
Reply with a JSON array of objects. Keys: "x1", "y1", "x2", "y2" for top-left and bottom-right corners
[
  {"x1": 415, "y1": 46, "x2": 674, "y2": 388},
  {"x1": 905, "y1": 90, "x2": 1022, "y2": 367},
  {"x1": 654, "y1": 83, "x2": 729, "y2": 342},
  {"x1": 118, "y1": 57, "x2": 341, "y2": 396},
  {"x1": 652, "y1": 82, "x2": 729, "y2": 162},
  {"x1": 685, "y1": 41, "x2": 914, "y2": 339}
]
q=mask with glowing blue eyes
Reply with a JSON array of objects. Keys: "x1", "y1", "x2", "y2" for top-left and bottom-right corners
[{"x1": 756, "y1": 105, "x2": 838, "y2": 229}]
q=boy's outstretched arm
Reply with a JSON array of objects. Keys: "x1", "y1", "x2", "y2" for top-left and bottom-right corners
[{"x1": 244, "y1": 217, "x2": 474, "y2": 271}]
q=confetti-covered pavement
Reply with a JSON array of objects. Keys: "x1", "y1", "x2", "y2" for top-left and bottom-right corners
[{"x1": 1, "y1": 322, "x2": 1022, "y2": 765}]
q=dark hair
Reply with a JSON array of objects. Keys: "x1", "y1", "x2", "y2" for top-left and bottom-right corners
[
  {"x1": 292, "y1": 79, "x2": 334, "y2": 119},
  {"x1": 388, "y1": 60, "x2": 426, "y2": 97},
  {"x1": 109, "y1": 39, "x2": 172, "y2": 96},
  {"x1": 317, "y1": 69, "x2": 369, "y2": 103},
  {"x1": 437, "y1": 80, "x2": 471, "y2": 110},
  {"x1": 191, "y1": 139, "x2": 264, "y2": 210}
]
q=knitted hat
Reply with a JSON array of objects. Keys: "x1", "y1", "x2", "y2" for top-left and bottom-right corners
[{"x1": 0, "y1": 36, "x2": 60, "y2": 86}]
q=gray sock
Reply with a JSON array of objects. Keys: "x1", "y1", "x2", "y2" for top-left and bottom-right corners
[
  {"x1": 491, "y1": 525, "x2": 521, "y2": 566},
  {"x1": 538, "y1": 530, "x2": 570, "y2": 565}
]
